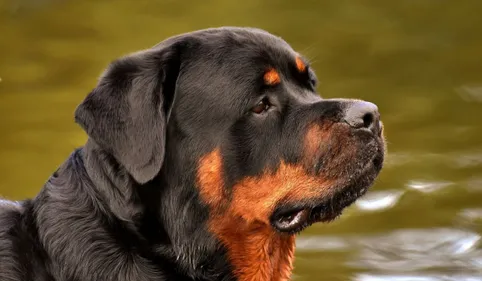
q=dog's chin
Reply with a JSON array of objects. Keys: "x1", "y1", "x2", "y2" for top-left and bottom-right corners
[{"x1": 270, "y1": 153, "x2": 383, "y2": 235}]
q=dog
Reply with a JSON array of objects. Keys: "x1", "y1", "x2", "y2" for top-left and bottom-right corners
[{"x1": 0, "y1": 27, "x2": 385, "y2": 281}]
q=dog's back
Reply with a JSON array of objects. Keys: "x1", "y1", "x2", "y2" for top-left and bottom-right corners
[{"x1": 0, "y1": 200, "x2": 27, "y2": 280}]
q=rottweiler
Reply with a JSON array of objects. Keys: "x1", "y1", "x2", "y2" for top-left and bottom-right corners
[{"x1": 0, "y1": 27, "x2": 385, "y2": 281}]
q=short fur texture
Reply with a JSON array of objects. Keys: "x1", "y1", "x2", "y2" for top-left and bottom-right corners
[{"x1": 0, "y1": 27, "x2": 385, "y2": 281}]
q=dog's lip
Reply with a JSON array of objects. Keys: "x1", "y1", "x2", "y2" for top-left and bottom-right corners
[
  {"x1": 271, "y1": 208, "x2": 312, "y2": 232},
  {"x1": 270, "y1": 154, "x2": 381, "y2": 234},
  {"x1": 271, "y1": 204, "x2": 344, "y2": 234}
]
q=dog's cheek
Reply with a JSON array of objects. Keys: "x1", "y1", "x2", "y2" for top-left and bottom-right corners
[
  {"x1": 196, "y1": 149, "x2": 335, "y2": 223},
  {"x1": 229, "y1": 163, "x2": 333, "y2": 222},
  {"x1": 197, "y1": 148, "x2": 227, "y2": 208}
]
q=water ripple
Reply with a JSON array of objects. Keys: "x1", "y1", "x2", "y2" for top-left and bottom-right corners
[
  {"x1": 457, "y1": 84, "x2": 482, "y2": 103},
  {"x1": 406, "y1": 180, "x2": 453, "y2": 193},
  {"x1": 349, "y1": 228, "x2": 481, "y2": 272},
  {"x1": 384, "y1": 151, "x2": 482, "y2": 170},
  {"x1": 298, "y1": 227, "x2": 482, "y2": 276},
  {"x1": 355, "y1": 273, "x2": 482, "y2": 281},
  {"x1": 296, "y1": 236, "x2": 349, "y2": 252},
  {"x1": 355, "y1": 190, "x2": 404, "y2": 212},
  {"x1": 458, "y1": 208, "x2": 482, "y2": 223}
]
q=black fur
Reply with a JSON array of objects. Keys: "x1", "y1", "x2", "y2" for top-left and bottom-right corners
[{"x1": 0, "y1": 27, "x2": 384, "y2": 281}]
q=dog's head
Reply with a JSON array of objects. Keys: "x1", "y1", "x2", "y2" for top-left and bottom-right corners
[{"x1": 75, "y1": 27, "x2": 385, "y2": 280}]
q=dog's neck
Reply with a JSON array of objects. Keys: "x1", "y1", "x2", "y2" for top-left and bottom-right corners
[{"x1": 211, "y1": 215, "x2": 296, "y2": 281}]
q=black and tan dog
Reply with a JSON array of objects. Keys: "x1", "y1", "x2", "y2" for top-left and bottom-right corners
[{"x1": 0, "y1": 27, "x2": 385, "y2": 281}]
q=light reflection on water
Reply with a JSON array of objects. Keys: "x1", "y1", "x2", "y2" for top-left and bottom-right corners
[
  {"x1": 355, "y1": 274, "x2": 482, "y2": 281},
  {"x1": 355, "y1": 190, "x2": 405, "y2": 212},
  {"x1": 350, "y1": 228, "x2": 480, "y2": 271},
  {"x1": 459, "y1": 209, "x2": 482, "y2": 223},
  {"x1": 298, "y1": 228, "x2": 482, "y2": 280},
  {"x1": 406, "y1": 180, "x2": 453, "y2": 193},
  {"x1": 385, "y1": 152, "x2": 482, "y2": 170},
  {"x1": 457, "y1": 84, "x2": 482, "y2": 103}
]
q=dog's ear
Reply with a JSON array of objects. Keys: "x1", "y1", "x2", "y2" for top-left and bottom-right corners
[{"x1": 74, "y1": 44, "x2": 181, "y2": 184}]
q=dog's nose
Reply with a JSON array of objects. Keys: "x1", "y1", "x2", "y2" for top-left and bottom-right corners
[{"x1": 344, "y1": 101, "x2": 380, "y2": 134}]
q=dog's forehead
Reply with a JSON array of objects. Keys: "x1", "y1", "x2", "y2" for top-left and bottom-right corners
[
  {"x1": 184, "y1": 27, "x2": 299, "y2": 69},
  {"x1": 168, "y1": 28, "x2": 316, "y2": 118},
  {"x1": 191, "y1": 27, "x2": 294, "y2": 50}
]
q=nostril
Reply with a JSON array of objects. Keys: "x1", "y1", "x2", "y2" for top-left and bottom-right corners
[
  {"x1": 362, "y1": 112, "x2": 374, "y2": 129},
  {"x1": 344, "y1": 101, "x2": 380, "y2": 133}
]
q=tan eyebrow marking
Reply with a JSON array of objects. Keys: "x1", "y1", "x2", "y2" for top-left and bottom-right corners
[
  {"x1": 263, "y1": 68, "x2": 281, "y2": 85},
  {"x1": 295, "y1": 56, "x2": 306, "y2": 73}
]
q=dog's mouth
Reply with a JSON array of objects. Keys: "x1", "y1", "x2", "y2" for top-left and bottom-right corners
[
  {"x1": 270, "y1": 185, "x2": 369, "y2": 234},
  {"x1": 270, "y1": 154, "x2": 383, "y2": 234},
  {"x1": 271, "y1": 206, "x2": 339, "y2": 234}
]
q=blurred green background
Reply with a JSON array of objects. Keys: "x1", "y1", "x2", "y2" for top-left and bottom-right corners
[{"x1": 1, "y1": 0, "x2": 482, "y2": 280}]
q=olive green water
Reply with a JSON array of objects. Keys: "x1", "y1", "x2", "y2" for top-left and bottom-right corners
[{"x1": 1, "y1": 1, "x2": 482, "y2": 280}]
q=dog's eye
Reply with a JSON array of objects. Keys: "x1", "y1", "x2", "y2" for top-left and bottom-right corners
[
  {"x1": 251, "y1": 98, "x2": 271, "y2": 114},
  {"x1": 307, "y1": 71, "x2": 317, "y2": 88},
  {"x1": 309, "y1": 78, "x2": 317, "y2": 87}
]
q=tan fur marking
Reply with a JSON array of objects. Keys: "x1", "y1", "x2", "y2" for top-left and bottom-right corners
[
  {"x1": 197, "y1": 149, "x2": 334, "y2": 281},
  {"x1": 263, "y1": 68, "x2": 281, "y2": 85},
  {"x1": 295, "y1": 57, "x2": 306, "y2": 73}
]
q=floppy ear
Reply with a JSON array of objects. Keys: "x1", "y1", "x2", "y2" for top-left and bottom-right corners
[{"x1": 74, "y1": 45, "x2": 181, "y2": 184}]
